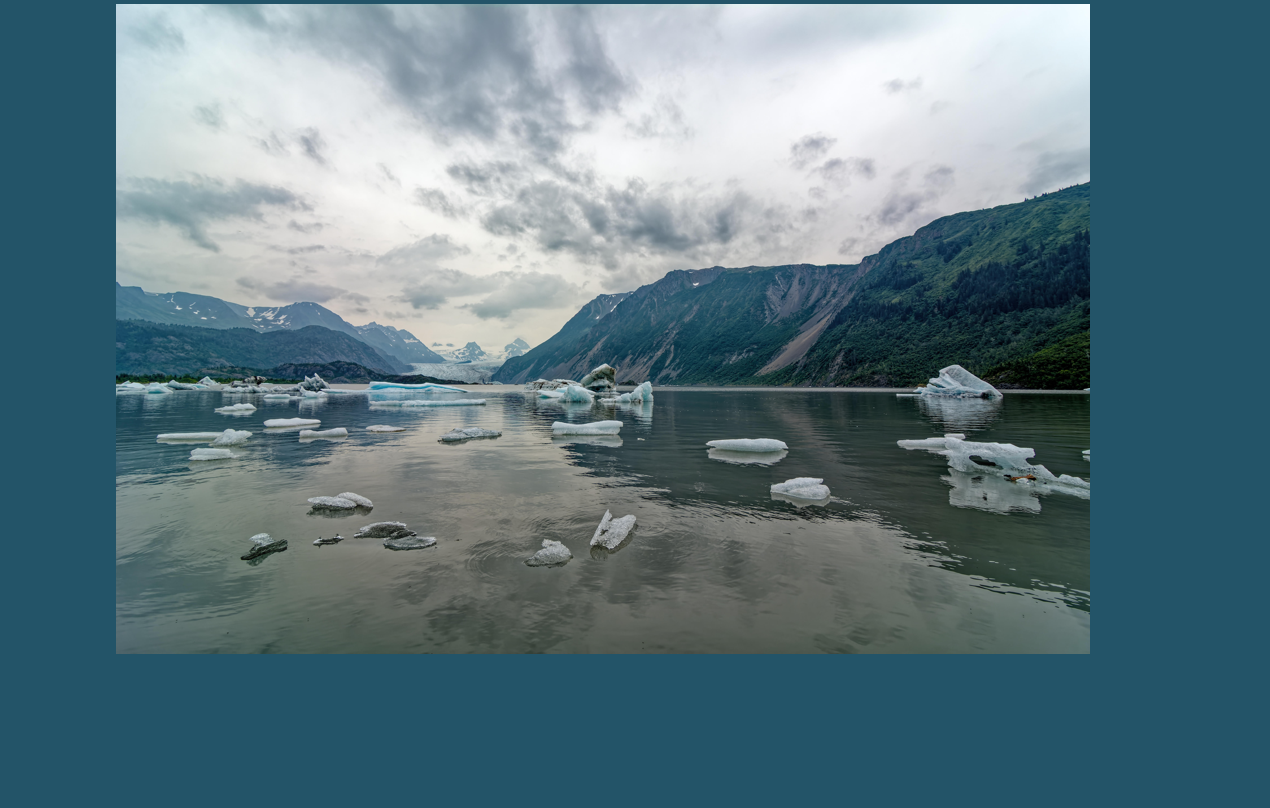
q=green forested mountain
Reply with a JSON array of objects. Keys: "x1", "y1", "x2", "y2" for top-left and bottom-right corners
[
  {"x1": 495, "y1": 183, "x2": 1090, "y2": 388},
  {"x1": 116, "y1": 320, "x2": 410, "y2": 376}
]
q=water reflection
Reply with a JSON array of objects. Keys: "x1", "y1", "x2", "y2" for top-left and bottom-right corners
[
  {"x1": 943, "y1": 470, "x2": 1042, "y2": 514},
  {"x1": 913, "y1": 395, "x2": 1002, "y2": 432},
  {"x1": 708, "y1": 448, "x2": 787, "y2": 466},
  {"x1": 552, "y1": 435, "x2": 623, "y2": 448}
]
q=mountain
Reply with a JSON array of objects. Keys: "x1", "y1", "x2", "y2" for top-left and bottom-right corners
[
  {"x1": 494, "y1": 183, "x2": 1090, "y2": 388},
  {"x1": 503, "y1": 338, "x2": 530, "y2": 358},
  {"x1": 116, "y1": 320, "x2": 411, "y2": 376},
  {"x1": 115, "y1": 283, "x2": 442, "y2": 366}
]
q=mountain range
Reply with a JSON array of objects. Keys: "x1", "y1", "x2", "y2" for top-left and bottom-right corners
[{"x1": 494, "y1": 183, "x2": 1090, "y2": 388}]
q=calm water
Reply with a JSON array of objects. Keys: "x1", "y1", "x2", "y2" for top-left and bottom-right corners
[{"x1": 116, "y1": 386, "x2": 1090, "y2": 653}]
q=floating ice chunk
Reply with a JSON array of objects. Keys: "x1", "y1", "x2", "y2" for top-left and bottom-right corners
[
  {"x1": 366, "y1": 425, "x2": 405, "y2": 432},
  {"x1": 264, "y1": 418, "x2": 320, "y2": 428},
  {"x1": 215, "y1": 403, "x2": 256, "y2": 413},
  {"x1": 538, "y1": 389, "x2": 564, "y2": 399},
  {"x1": 308, "y1": 496, "x2": 357, "y2": 509},
  {"x1": 525, "y1": 539, "x2": 572, "y2": 567},
  {"x1": 210, "y1": 429, "x2": 252, "y2": 446},
  {"x1": 525, "y1": 379, "x2": 580, "y2": 391},
  {"x1": 896, "y1": 393, "x2": 919, "y2": 397},
  {"x1": 438, "y1": 427, "x2": 502, "y2": 442},
  {"x1": 934, "y1": 437, "x2": 1089, "y2": 499},
  {"x1": 383, "y1": 536, "x2": 437, "y2": 550},
  {"x1": 145, "y1": 383, "x2": 173, "y2": 395},
  {"x1": 918, "y1": 364, "x2": 1002, "y2": 399},
  {"x1": 897, "y1": 437, "x2": 953, "y2": 452},
  {"x1": 1083, "y1": 449, "x2": 1090, "y2": 460},
  {"x1": 706, "y1": 438, "x2": 788, "y2": 452},
  {"x1": 557, "y1": 384, "x2": 595, "y2": 403},
  {"x1": 300, "y1": 374, "x2": 330, "y2": 392},
  {"x1": 552, "y1": 420, "x2": 622, "y2": 435},
  {"x1": 367, "y1": 381, "x2": 465, "y2": 393},
  {"x1": 597, "y1": 398, "x2": 619, "y2": 405},
  {"x1": 354, "y1": 521, "x2": 416, "y2": 539},
  {"x1": 399, "y1": 399, "x2": 485, "y2": 407},
  {"x1": 335, "y1": 492, "x2": 373, "y2": 508},
  {"x1": 241, "y1": 533, "x2": 287, "y2": 560},
  {"x1": 157, "y1": 432, "x2": 224, "y2": 442},
  {"x1": 617, "y1": 381, "x2": 654, "y2": 403},
  {"x1": 590, "y1": 510, "x2": 637, "y2": 550},
  {"x1": 301, "y1": 389, "x2": 327, "y2": 398},
  {"x1": 313, "y1": 534, "x2": 344, "y2": 546},
  {"x1": 165, "y1": 381, "x2": 200, "y2": 390},
  {"x1": 770, "y1": 478, "x2": 831, "y2": 500},
  {"x1": 579, "y1": 364, "x2": 616, "y2": 391},
  {"x1": 263, "y1": 394, "x2": 293, "y2": 400},
  {"x1": 299, "y1": 427, "x2": 348, "y2": 438},
  {"x1": 190, "y1": 448, "x2": 235, "y2": 461},
  {"x1": 708, "y1": 448, "x2": 787, "y2": 466}
]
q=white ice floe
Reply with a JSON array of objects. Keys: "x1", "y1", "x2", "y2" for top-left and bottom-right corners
[
  {"x1": 706, "y1": 438, "x2": 788, "y2": 452},
  {"x1": 918, "y1": 364, "x2": 1002, "y2": 399},
  {"x1": 300, "y1": 374, "x2": 330, "y2": 392},
  {"x1": 557, "y1": 384, "x2": 595, "y2": 403},
  {"x1": 383, "y1": 536, "x2": 437, "y2": 550},
  {"x1": 308, "y1": 496, "x2": 357, "y2": 509},
  {"x1": 241, "y1": 533, "x2": 287, "y2": 560},
  {"x1": 145, "y1": 382, "x2": 173, "y2": 395},
  {"x1": 590, "y1": 510, "x2": 637, "y2": 550},
  {"x1": 215, "y1": 403, "x2": 256, "y2": 413},
  {"x1": 190, "y1": 448, "x2": 235, "y2": 461},
  {"x1": 263, "y1": 394, "x2": 293, "y2": 400},
  {"x1": 579, "y1": 364, "x2": 616, "y2": 391},
  {"x1": 552, "y1": 420, "x2": 622, "y2": 435},
  {"x1": 211, "y1": 429, "x2": 252, "y2": 446},
  {"x1": 525, "y1": 539, "x2": 572, "y2": 567},
  {"x1": 898, "y1": 435, "x2": 1089, "y2": 499},
  {"x1": 617, "y1": 381, "x2": 653, "y2": 403},
  {"x1": 366, "y1": 425, "x2": 405, "y2": 432},
  {"x1": 368, "y1": 381, "x2": 465, "y2": 393},
  {"x1": 299, "y1": 428, "x2": 348, "y2": 438},
  {"x1": 354, "y1": 521, "x2": 416, "y2": 539},
  {"x1": 708, "y1": 448, "x2": 787, "y2": 466},
  {"x1": 399, "y1": 399, "x2": 485, "y2": 407},
  {"x1": 301, "y1": 390, "x2": 327, "y2": 398},
  {"x1": 1083, "y1": 449, "x2": 1090, "y2": 460},
  {"x1": 771, "y1": 477, "x2": 831, "y2": 500},
  {"x1": 336, "y1": 492, "x2": 373, "y2": 508},
  {"x1": 157, "y1": 432, "x2": 223, "y2": 442},
  {"x1": 438, "y1": 427, "x2": 502, "y2": 442},
  {"x1": 263, "y1": 417, "x2": 320, "y2": 428}
]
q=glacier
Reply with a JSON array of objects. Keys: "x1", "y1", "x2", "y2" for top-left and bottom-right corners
[{"x1": 368, "y1": 381, "x2": 465, "y2": 393}]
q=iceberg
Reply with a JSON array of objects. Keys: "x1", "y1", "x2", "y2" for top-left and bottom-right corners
[
  {"x1": 298, "y1": 427, "x2": 348, "y2": 438},
  {"x1": 335, "y1": 492, "x2": 373, "y2": 508},
  {"x1": 354, "y1": 521, "x2": 416, "y2": 539},
  {"x1": 241, "y1": 533, "x2": 287, "y2": 560},
  {"x1": 215, "y1": 403, "x2": 256, "y2": 413},
  {"x1": 438, "y1": 427, "x2": 502, "y2": 442},
  {"x1": 617, "y1": 381, "x2": 653, "y2": 403},
  {"x1": 579, "y1": 364, "x2": 616, "y2": 391},
  {"x1": 157, "y1": 432, "x2": 223, "y2": 442},
  {"x1": 770, "y1": 477, "x2": 831, "y2": 500},
  {"x1": 918, "y1": 364, "x2": 1002, "y2": 399},
  {"x1": 263, "y1": 394, "x2": 293, "y2": 400},
  {"x1": 706, "y1": 438, "x2": 788, "y2": 452},
  {"x1": 524, "y1": 379, "x2": 580, "y2": 391},
  {"x1": 263, "y1": 418, "x2": 320, "y2": 428},
  {"x1": 365, "y1": 425, "x2": 405, "y2": 432},
  {"x1": 165, "y1": 381, "x2": 201, "y2": 390},
  {"x1": 898, "y1": 435, "x2": 1090, "y2": 499},
  {"x1": 145, "y1": 382, "x2": 173, "y2": 395},
  {"x1": 524, "y1": 539, "x2": 572, "y2": 567},
  {"x1": 398, "y1": 399, "x2": 485, "y2": 407},
  {"x1": 190, "y1": 448, "x2": 235, "y2": 461},
  {"x1": 300, "y1": 374, "x2": 330, "y2": 392},
  {"x1": 300, "y1": 390, "x2": 327, "y2": 398},
  {"x1": 308, "y1": 496, "x2": 357, "y2": 509},
  {"x1": 313, "y1": 534, "x2": 344, "y2": 546},
  {"x1": 383, "y1": 536, "x2": 437, "y2": 550},
  {"x1": 552, "y1": 420, "x2": 622, "y2": 435},
  {"x1": 557, "y1": 385, "x2": 595, "y2": 403},
  {"x1": 590, "y1": 510, "x2": 637, "y2": 550},
  {"x1": 211, "y1": 429, "x2": 252, "y2": 446},
  {"x1": 368, "y1": 381, "x2": 465, "y2": 393}
]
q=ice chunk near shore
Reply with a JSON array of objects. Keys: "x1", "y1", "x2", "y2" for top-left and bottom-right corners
[
  {"x1": 618, "y1": 381, "x2": 653, "y2": 403},
  {"x1": 366, "y1": 425, "x2": 405, "y2": 432},
  {"x1": 919, "y1": 364, "x2": 1002, "y2": 399},
  {"x1": 241, "y1": 533, "x2": 287, "y2": 560},
  {"x1": 313, "y1": 534, "x2": 344, "y2": 546},
  {"x1": 368, "y1": 381, "x2": 465, "y2": 393},
  {"x1": 157, "y1": 432, "x2": 223, "y2": 443},
  {"x1": 384, "y1": 535, "x2": 437, "y2": 550},
  {"x1": 399, "y1": 399, "x2": 486, "y2": 407},
  {"x1": 300, "y1": 374, "x2": 330, "y2": 392},
  {"x1": 707, "y1": 438, "x2": 788, "y2": 452},
  {"x1": 557, "y1": 384, "x2": 595, "y2": 403},
  {"x1": 590, "y1": 510, "x2": 637, "y2": 550},
  {"x1": 215, "y1": 403, "x2": 256, "y2": 413},
  {"x1": 300, "y1": 389, "x2": 327, "y2": 398},
  {"x1": 190, "y1": 448, "x2": 235, "y2": 461},
  {"x1": 354, "y1": 521, "x2": 416, "y2": 539},
  {"x1": 308, "y1": 496, "x2": 357, "y2": 509},
  {"x1": 335, "y1": 492, "x2": 373, "y2": 508},
  {"x1": 145, "y1": 382, "x2": 173, "y2": 394},
  {"x1": 771, "y1": 478, "x2": 831, "y2": 500},
  {"x1": 439, "y1": 427, "x2": 502, "y2": 442},
  {"x1": 264, "y1": 418, "x2": 320, "y2": 428},
  {"x1": 580, "y1": 364, "x2": 617, "y2": 392},
  {"x1": 901, "y1": 436, "x2": 1090, "y2": 499},
  {"x1": 525, "y1": 539, "x2": 572, "y2": 567},
  {"x1": 263, "y1": 394, "x2": 293, "y2": 400},
  {"x1": 299, "y1": 427, "x2": 348, "y2": 439},
  {"x1": 552, "y1": 420, "x2": 622, "y2": 435},
  {"x1": 211, "y1": 429, "x2": 252, "y2": 446}
]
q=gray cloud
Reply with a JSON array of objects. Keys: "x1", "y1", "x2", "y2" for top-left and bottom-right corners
[
  {"x1": 789, "y1": 134, "x2": 837, "y2": 170},
  {"x1": 395, "y1": 266, "x2": 581, "y2": 318},
  {"x1": 296, "y1": 127, "x2": 327, "y2": 165},
  {"x1": 813, "y1": 156, "x2": 876, "y2": 186},
  {"x1": 378, "y1": 163, "x2": 400, "y2": 186},
  {"x1": 445, "y1": 160, "x2": 531, "y2": 197},
  {"x1": 236, "y1": 275, "x2": 347, "y2": 303},
  {"x1": 1019, "y1": 147, "x2": 1090, "y2": 196},
  {"x1": 552, "y1": 5, "x2": 633, "y2": 115},
  {"x1": 116, "y1": 176, "x2": 309, "y2": 252},
  {"x1": 871, "y1": 165, "x2": 955, "y2": 228},
  {"x1": 882, "y1": 77, "x2": 922, "y2": 94},
  {"x1": 413, "y1": 187, "x2": 468, "y2": 219},
  {"x1": 627, "y1": 95, "x2": 693, "y2": 141},
  {"x1": 255, "y1": 131, "x2": 288, "y2": 156},
  {"x1": 377, "y1": 234, "x2": 472, "y2": 270},
  {"x1": 193, "y1": 103, "x2": 225, "y2": 130},
  {"x1": 129, "y1": 14, "x2": 186, "y2": 53},
  {"x1": 287, "y1": 220, "x2": 323, "y2": 234}
]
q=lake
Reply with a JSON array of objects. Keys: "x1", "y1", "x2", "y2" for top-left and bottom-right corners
[{"x1": 116, "y1": 385, "x2": 1090, "y2": 653}]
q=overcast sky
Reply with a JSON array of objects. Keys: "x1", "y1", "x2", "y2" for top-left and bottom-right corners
[{"x1": 116, "y1": 4, "x2": 1089, "y2": 349}]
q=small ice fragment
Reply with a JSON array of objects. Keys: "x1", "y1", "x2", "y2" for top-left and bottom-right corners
[
  {"x1": 264, "y1": 418, "x2": 320, "y2": 428},
  {"x1": 552, "y1": 420, "x2": 622, "y2": 435},
  {"x1": 897, "y1": 437, "x2": 952, "y2": 453},
  {"x1": 383, "y1": 536, "x2": 437, "y2": 550},
  {"x1": 354, "y1": 521, "x2": 416, "y2": 539},
  {"x1": 896, "y1": 393, "x2": 919, "y2": 397},
  {"x1": 190, "y1": 448, "x2": 235, "y2": 461},
  {"x1": 706, "y1": 438, "x2": 788, "y2": 452},
  {"x1": 215, "y1": 403, "x2": 256, "y2": 413},
  {"x1": 313, "y1": 534, "x2": 344, "y2": 546},
  {"x1": 241, "y1": 533, "x2": 287, "y2": 560},
  {"x1": 301, "y1": 390, "x2": 327, "y2": 398},
  {"x1": 308, "y1": 496, "x2": 357, "y2": 509},
  {"x1": 263, "y1": 394, "x2": 292, "y2": 400},
  {"x1": 525, "y1": 539, "x2": 572, "y2": 567},
  {"x1": 366, "y1": 425, "x2": 405, "y2": 432},
  {"x1": 770, "y1": 478, "x2": 831, "y2": 500},
  {"x1": 590, "y1": 509, "x2": 637, "y2": 550},
  {"x1": 945, "y1": 433, "x2": 966, "y2": 440},
  {"x1": 211, "y1": 429, "x2": 252, "y2": 446},
  {"x1": 438, "y1": 427, "x2": 502, "y2": 442},
  {"x1": 335, "y1": 492, "x2": 373, "y2": 508},
  {"x1": 299, "y1": 427, "x2": 348, "y2": 438},
  {"x1": 157, "y1": 432, "x2": 223, "y2": 442},
  {"x1": 399, "y1": 399, "x2": 485, "y2": 407}
]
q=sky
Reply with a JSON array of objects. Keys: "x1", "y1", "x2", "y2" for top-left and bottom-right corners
[{"x1": 116, "y1": 4, "x2": 1090, "y2": 350}]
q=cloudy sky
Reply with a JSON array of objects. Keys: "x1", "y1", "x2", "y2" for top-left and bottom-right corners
[{"x1": 116, "y1": 4, "x2": 1089, "y2": 349}]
